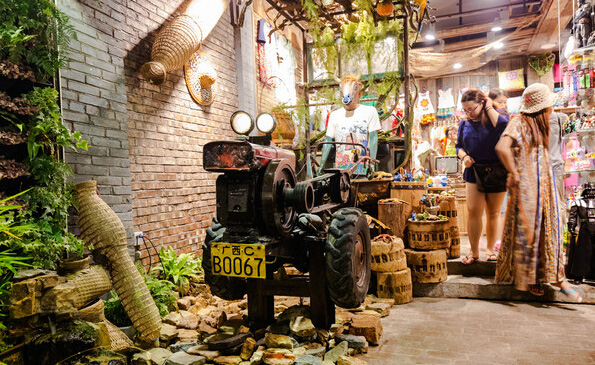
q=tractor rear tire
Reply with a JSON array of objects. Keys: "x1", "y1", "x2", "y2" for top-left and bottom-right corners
[
  {"x1": 202, "y1": 219, "x2": 247, "y2": 300},
  {"x1": 325, "y1": 208, "x2": 371, "y2": 308}
]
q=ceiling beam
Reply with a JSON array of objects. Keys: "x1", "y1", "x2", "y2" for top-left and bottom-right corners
[
  {"x1": 436, "y1": 14, "x2": 540, "y2": 40},
  {"x1": 435, "y1": 0, "x2": 542, "y2": 21},
  {"x1": 440, "y1": 28, "x2": 536, "y2": 53},
  {"x1": 527, "y1": 0, "x2": 574, "y2": 53}
]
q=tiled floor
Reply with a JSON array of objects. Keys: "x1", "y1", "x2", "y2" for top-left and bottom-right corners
[{"x1": 360, "y1": 297, "x2": 595, "y2": 364}]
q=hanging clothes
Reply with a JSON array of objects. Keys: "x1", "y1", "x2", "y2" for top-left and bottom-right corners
[
  {"x1": 455, "y1": 87, "x2": 469, "y2": 118},
  {"x1": 416, "y1": 91, "x2": 436, "y2": 125},
  {"x1": 437, "y1": 88, "x2": 455, "y2": 118}
]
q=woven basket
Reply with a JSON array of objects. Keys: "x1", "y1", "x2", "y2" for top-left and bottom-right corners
[
  {"x1": 76, "y1": 180, "x2": 161, "y2": 345},
  {"x1": 407, "y1": 218, "x2": 450, "y2": 250},
  {"x1": 104, "y1": 319, "x2": 134, "y2": 351},
  {"x1": 76, "y1": 299, "x2": 105, "y2": 323},
  {"x1": 141, "y1": 14, "x2": 203, "y2": 84}
]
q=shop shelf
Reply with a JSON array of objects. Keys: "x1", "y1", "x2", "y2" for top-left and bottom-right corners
[{"x1": 563, "y1": 169, "x2": 595, "y2": 175}]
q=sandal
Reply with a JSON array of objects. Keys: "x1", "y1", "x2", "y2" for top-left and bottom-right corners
[
  {"x1": 486, "y1": 252, "x2": 498, "y2": 261},
  {"x1": 529, "y1": 284, "x2": 545, "y2": 296},
  {"x1": 461, "y1": 254, "x2": 479, "y2": 265},
  {"x1": 561, "y1": 288, "x2": 583, "y2": 303}
]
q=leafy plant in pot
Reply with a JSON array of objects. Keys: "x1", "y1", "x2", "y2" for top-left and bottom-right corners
[{"x1": 151, "y1": 246, "x2": 203, "y2": 296}]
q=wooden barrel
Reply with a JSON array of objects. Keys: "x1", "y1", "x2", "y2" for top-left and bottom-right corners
[
  {"x1": 448, "y1": 226, "x2": 461, "y2": 259},
  {"x1": 378, "y1": 199, "x2": 412, "y2": 238},
  {"x1": 390, "y1": 182, "x2": 427, "y2": 213},
  {"x1": 438, "y1": 196, "x2": 458, "y2": 229},
  {"x1": 407, "y1": 219, "x2": 450, "y2": 250},
  {"x1": 371, "y1": 235, "x2": 407, "y2": 272},
  {"x1": 377, "y1": 268, "x2": 412, "y2": 304},
  {"x1": 405, "y1": 249, "x2": 447, "y2": 283},
  {"x1": 456, "y1": 197, "x2": 468, "y2": 235}
]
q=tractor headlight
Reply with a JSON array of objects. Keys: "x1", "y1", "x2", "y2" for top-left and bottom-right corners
[
  {"x1": 255, "y1": 113, "x2": 277, "y2": 134},
  {"x1": 230, "y1": 111, "x2": 254, "y2": 135}
]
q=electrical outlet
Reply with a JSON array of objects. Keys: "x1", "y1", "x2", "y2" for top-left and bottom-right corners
[{"x1": 134, "y1": 232, "x2": 144, "y2": 247}]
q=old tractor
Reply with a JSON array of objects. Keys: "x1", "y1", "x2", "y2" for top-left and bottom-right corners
[{"x1": 201, "y1": 111, "x2": 374, "y2": 327}]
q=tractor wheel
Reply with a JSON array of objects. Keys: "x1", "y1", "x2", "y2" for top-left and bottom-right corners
[
  {"x1": 325, "y1": 208, "x2": 371, "y2": 308},
  {"x1": 202, "y1": 219, "x2": 246, "y2": 300}
]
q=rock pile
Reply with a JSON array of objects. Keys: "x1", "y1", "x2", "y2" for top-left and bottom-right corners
[{"x1": 129, "y1": 287, "x2": 393, "y2": 365}]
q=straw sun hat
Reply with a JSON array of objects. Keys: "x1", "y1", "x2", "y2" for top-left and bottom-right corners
[
  {"x1": 184, "y1": 50, "x2": 217, "y2": 106},
  {"x1": 519, "y1": 83, "x2": 555, "y2": 114}
]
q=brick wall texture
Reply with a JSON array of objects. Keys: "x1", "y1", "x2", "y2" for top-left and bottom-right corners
[{"x1": 59, "y1": 0, "x2": 238, "y2": 266}]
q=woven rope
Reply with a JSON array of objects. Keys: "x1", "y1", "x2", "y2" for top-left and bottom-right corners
[
  {"x1": 76, "y1": 180, "x2": 161, "y2": 344},
  {"x1": 141, "y1": 14, "x2": 203, "y2": 84},
  {"x1": 104, "y1": 319, "x2": 134, "y2": 351}
]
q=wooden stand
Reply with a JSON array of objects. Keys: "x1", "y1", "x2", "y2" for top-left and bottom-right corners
[
  {"x1": 246, "y1": 238, "x2": 335, "y2": 329},
  {"x1": 378, "y1": 200, "x2": 411, "y2": 238}
]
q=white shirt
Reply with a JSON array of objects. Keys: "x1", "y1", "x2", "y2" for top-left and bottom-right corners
[{"x1": 326, "y1": 104, "x2": 381, "y2": 174}]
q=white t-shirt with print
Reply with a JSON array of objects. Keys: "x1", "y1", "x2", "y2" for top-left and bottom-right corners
[{"x1": 326, "y1": 105, "x2": 381, "y2": 175}]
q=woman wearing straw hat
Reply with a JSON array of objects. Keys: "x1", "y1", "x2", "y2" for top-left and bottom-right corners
[{"x1": 494, "y1": 83, "x2": 582, "y2": 302}]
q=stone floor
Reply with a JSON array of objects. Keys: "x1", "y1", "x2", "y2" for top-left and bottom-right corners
[{"x1": 360, "y1": 297, "x2": 595, "y2": 364}]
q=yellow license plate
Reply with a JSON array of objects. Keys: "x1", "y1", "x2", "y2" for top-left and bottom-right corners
[{"x1": 211, "y1": 243, "x2": 266, "y2": 279}]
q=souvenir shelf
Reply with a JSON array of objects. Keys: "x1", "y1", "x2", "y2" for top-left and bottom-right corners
[
  {"x1": 561, "y1": 46, "x2": 595, "y2": 201},
  {"x1": 561, "y1": 116, "x2": 595, "y2": 200}
]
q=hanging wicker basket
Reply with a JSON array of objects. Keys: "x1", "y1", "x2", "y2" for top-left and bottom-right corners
[{"x1": 141, "y1": 14, "x2": 203, "y2": 85}]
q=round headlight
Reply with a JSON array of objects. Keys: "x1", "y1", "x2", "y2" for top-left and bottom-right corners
[
  {"x1": 256, "y1": 113, "x2": 277, "y2": 134},
  {"x1": 230, "y1": 111, "x2": 254, "y2": 135}
]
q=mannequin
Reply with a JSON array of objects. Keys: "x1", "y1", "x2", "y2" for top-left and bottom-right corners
[
  {"x1": 573, "y1": 0, "x2": 593, "y2": 48},
  {"x1": 567, "y1": 182, "x2": 595, "y2": 283}
]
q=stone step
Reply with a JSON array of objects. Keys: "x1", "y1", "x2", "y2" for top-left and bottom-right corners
[
  {"x1": 447, "y1": 257, "x2": 496, "y2": 277},
  {"x1": 413, "y1": 275, "x2": 595, "y2": 304}
]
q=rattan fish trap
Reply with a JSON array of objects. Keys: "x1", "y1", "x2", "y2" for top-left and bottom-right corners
[
  {"x1": 141, "y1": 14, "x2": 203, "y2": 85},
  {"x1": 67, "y1": 266, "x2": 112, "y2": 309},
  {"x1": 76, "y1": 180, "x2": 161, "y2": 345},
  {"x1": 104, "y1": 319, "x2": 134, "y2": 351},
  {"x1": 76, "y1": 298, "x2": 105, "y2": 323}
]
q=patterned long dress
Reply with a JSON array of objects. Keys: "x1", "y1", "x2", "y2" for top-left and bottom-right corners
[{"x1": 495, "y1": 118, "x2": 566, "y2": 291}]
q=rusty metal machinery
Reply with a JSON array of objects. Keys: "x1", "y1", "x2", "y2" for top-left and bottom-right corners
[{"x1": 202, "y1": 130, "x2": 372, "y2": 328}]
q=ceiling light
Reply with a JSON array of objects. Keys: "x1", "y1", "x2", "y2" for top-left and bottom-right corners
[
  {"x1": 453, "y1": 63, "x2": 462, "y2": 69},
  {"x1": 541, "y1": 43, "x2": 557, "y2": 50},
  {"x1": 491, "y1": 14, "x2": 502, "y2": 32},
  {"x1": 425, "y1": 22, "x2": 436, "y2": 41},
  {"x1": 494, "y1": 41, "x2": 504, "y2": 49}
]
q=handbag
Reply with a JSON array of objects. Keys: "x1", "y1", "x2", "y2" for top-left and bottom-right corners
[{"x1": 472, "y1": 162, "x2": 508, "y2": 193}]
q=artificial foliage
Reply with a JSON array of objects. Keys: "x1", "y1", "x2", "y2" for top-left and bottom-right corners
[
  {"x1": 0, "y1": 0, "x2": 85, "y2": 270},
  {"x1": 0, "y1": 0, "x2": 76, "y2": 82}
]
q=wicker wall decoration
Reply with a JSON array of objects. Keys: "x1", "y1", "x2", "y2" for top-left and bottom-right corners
[
  {"x1": 75, "y1": 180, "x2": 161, "y2": 345},
  {"x1": 141, "y1": 14, "x2": 203, "y2": 85},
  {"x1": 140, "y1": 0, "x2": 231, "y2": 85},
  {"x1": 185, "y1": 50, "x2": 217, "y2": 105}
]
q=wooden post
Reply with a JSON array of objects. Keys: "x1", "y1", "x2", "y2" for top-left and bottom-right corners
[
  {"x1": 246, "y1": 277, "x2": 274, "y2": 328},
  {"x1": 308, "y1": 242, "x2": 335, "y2": 328}
]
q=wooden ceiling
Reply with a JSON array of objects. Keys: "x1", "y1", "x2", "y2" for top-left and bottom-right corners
[
  {"x1": 263, "y1": 0, "x2": 574, "y2": 57},
  {"x1": 415, "y1": 0, "x2": 575, "y2": 56}
]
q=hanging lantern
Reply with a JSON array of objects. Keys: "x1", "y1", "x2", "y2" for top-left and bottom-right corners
[{"x1": 376, "y1": 0, "x2": 394, "y2": 17}]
